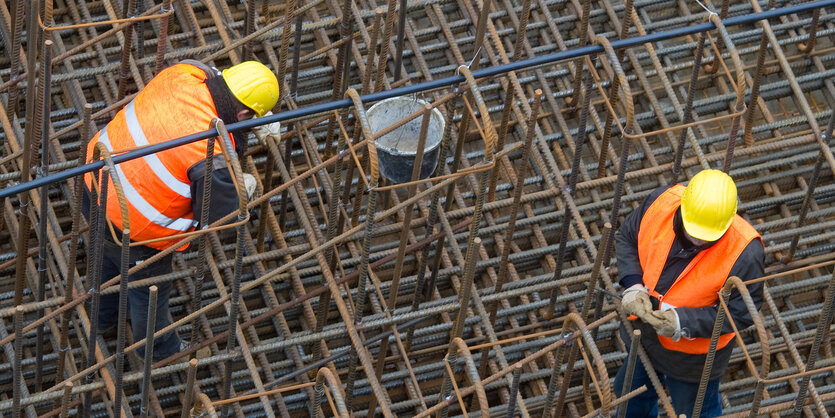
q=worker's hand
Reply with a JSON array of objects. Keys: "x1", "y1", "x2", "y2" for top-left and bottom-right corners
[
  {"x1": 243, "y1": 173, "x2": 257, "y2": 200},
  {"x1": 251, "y1": 111, "x2": 281, "y2": 142},
  {"x1": 646, "y1": 309, "x2": 683, "y2": 341},
  {"x1": 621, "y1": 284, "x2": 653, "y2": 320}
]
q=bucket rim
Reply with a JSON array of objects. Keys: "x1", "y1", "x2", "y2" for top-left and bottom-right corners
[{"x1": 366, "y1": 96, "x2": 446, "y2": 156}]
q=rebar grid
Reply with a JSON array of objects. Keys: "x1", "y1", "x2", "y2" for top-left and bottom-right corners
[{"x1": 0, "y1": 0, "x2": 834, "y2": 417}]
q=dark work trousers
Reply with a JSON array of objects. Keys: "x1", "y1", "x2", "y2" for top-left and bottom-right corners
[
  {"x1": 613, "y1": 350, "x2": 723, "y2": 417},
  {"x1": 97, "y1": 237, "x2": 180, "y2": 360}
]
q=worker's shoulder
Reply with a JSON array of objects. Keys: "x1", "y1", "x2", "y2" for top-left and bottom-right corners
[
  {"x1": 153, "y1": 62, "x2": 210, "y2": 85},
  {"x1": 643, "y1": 184, "x2": 675, "y2": 206}
]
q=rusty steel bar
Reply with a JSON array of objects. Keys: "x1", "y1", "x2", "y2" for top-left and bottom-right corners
[
  {"x1": 1, "y1": 0, "x2": 835, "y2": 416},
  {"x1": 139, "y1": 285, "x2": 158, "y2": 418}
]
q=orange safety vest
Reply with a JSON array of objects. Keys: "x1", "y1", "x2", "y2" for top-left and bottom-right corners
[
  {"x1": 637, "y1": 185, "x2": 761, "y2": 354},
  {"x1": 85, "y1": 63, "x2": 235, "y2": 250}
]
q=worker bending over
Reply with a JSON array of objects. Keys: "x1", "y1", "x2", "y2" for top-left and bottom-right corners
[
  {"x1": 84, "y1": 60, "x2": 280, "y2": 360},
  {"x1": 614, "y1": 169, "x2": 764, "y2": 417}
]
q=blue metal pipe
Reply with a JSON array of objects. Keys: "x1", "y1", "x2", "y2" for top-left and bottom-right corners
[{"x1": 2, "y1": 0, "x2": 832, "y2": 200}]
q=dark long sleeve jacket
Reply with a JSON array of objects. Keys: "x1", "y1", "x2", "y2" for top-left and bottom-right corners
[{"x1": 616, "y1": 185, "x2": 764, "y2": 382}]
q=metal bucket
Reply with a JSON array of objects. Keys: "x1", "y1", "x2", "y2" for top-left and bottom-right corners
[{"x1": 367, "y1": 97, "x2": 445, "y2": 184}]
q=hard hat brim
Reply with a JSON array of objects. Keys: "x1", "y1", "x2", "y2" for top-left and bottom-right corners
[{"x1": 681, "y1": 216, "x2": 730, "y2": 242}]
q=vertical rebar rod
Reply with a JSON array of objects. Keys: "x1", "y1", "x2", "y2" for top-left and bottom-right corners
[
  {"x1": 140, "y1": 285, "x2": 159, "y2": 418},
  {"x1": 339, "y1": 10, "x2": 381, "y2": 239},
  {"x1": 217, "y1": 119, "x2": 249, "y2": 416},
  {"x1": 312, "y1": 372, "x2": 326, "y2": 416},
  {"x1": 798, "y1": 8, "x2": 820, "y2": 53},
  {"x1": 277, "y1": 0, "x2": 300, "y2": 90},
  {"x1": 244, "y1": 0, "x2": 257, "y2": 60},
  {"x1": 134, "y1": 0, "x2": 147, "y2": 80},
  {"x1": 439, "y1": 237, "x2": 483, "y2": 418},
  {"x1": 190, "y1": 135, "x2": 216, "y2": 352},
  {"x1": 786, "y1": 113, "x2": 835, "y2": 262},
  {"x1": 702, "y1": 0, "x2": 730, "y2": 74},
  {"x1": 7, "y1": 0, "x2": 26, "y2": 118},
  {"x1": 383, "y1": 104, "x2": 432, "y2": 306},
  {"x1": 488, "y1": 0, "x2": 532, "y2": 201},
  {"x1": 117, "y1": 0, "x2": 138, "y2": 99},
  {"x1": 392, "y1": 0, "x2": 408, "y2": 81},
  {"x1": 742, "y1": 0, "x2": 776, "y2": 147},
  {"x1": 596, "y1": 0, "x2": 634, "y2": 179},
  {"x1": 55, "y1": 103, "x2": 92, "y2": 399},
  {"x1": 546, "y1": 60, "x2": 594, "y2": 317},
  {"x1": 154, "y1": 0, "x2": 173, "y2": 73},
  {"x1": 721, "y1": 71, "x2": 747, "y2": 174},
  {"x1": 257, "y1": 0, "x2": 297, "y2": 251},
  {"x1": 505, "y1": 364, "x2": 523, "y2": 418},
  {"x1": 436, "y1": 70, "x2": 496, "y2": 418},
  {"x1": 617, "y1": 330, "x2": 641, "y2": 418},
  {"x1": 344, "y1": 186, "x2": 378, "y2": 413},
  {"x1": 82, "y1": 167, "x2": 108, "y2": 418},
  {"x1": 554, "y1": 227, "x2": 613, "y2": 418},
  {"x1": 13, "y1": 0, "x2": 42, "y2": 307},
  {"x1": 311, "y1": 104, "x2": 351, "y2": 372},
  {"x1": 567, "y1": 0, "x2": 592, "y2": 107},
  {"x1": 672, "y1": 32, "x2": 707, "y2": 177},
  {"x1": 478, "y1": 90, "x2": 541, "y2": 377},
  {"x1": 278, "y1": 2, "x2": 304, "y2": 231},
  {"x1": 430, "y1": 0, "x2": 493, "y2": 243},
  {"x1": 110, "y1": 201, "x2": 130, "y2": 413},
  {"x1": 792, "y1": 267, "x2": 835, "y2": 417},
  {"x1": 220, "y1": 234, "x2": 247, "y2": 412},
  {"x1": 34, "y1": 39, "x2": 54, "y2": 393},
  {"x1": 180, "y1": 359, "x2": 199, "y2": 418},
  {"x1": 541, "y1": 341, "x2": 568, "y2": 418},
  {"x1": 600, "y1": 131, "x2": 633, "y2": 269},
  {"x1": 322, "y1": 0, "x2": 355, "y2": 158},
  {"x1": 426, "y1": 88, "x2": 469, "y2": 301},
  {"x1": 12, "y1": 306, "x2": 24, "y2": 418},
  {"x1": 404, "y1": 88, "x2": 460, "y2": 349},
  {"x1": 375, "y1": 0, "x2": 398, "y2": 94},
  {"x1": 693, "y1": 288, "x2": 731, "y2": 418},
  {"x1": 366, "y1": 104, "x2": 433, "y2": 415},
  {"x1": 60, "y1": 382, "x2": 73, "y2": 418}
]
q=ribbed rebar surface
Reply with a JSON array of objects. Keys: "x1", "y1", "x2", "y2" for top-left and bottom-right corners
[{"x1": 0, "y1": 0, "x2": 834, "y2": 416}]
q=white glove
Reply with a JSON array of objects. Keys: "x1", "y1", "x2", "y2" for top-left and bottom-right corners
[
  {"x1": 243, "y1": 173, "x2": 257, "y2": 200},
  {"x1": 647, "y1": 308, "x2": 684, "y2": 341},
  {"x1": 621, "y1": 284, "x2": 653, "y2": 321},
  {"x1": 252, "y1": 111, "x2": 281, "y2": 141}
]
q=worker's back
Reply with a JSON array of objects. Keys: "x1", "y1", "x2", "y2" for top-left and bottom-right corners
[{"x1": 85, "y1": 63, "x2": 228, "y2": 250}]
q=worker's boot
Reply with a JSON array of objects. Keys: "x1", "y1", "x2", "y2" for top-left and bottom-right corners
[
  {"x1": 97, "y1": 324, "x2": 118, "y2": 339},
  {"x1": 171, "y1": 340, "x2": 212, "y2": 364}
]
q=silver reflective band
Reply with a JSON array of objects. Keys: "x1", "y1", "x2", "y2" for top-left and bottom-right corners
[
  {"x1": 97, "y1": 125, "x2": 198, "y2": 232},
  {"x1": 124, "y1": 100, "x2": 192, "y2": 198}
]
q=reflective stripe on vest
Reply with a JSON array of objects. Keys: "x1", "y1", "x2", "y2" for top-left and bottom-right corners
[
  {"x1": 85, "y1": 62, "x2": 232, "y2": 250},
  {"x1": 97, "y1": 125, "x2": 197, "y2": 232},
  {"x1": 124, "y1": 100, "x2": 191, "y2": 198},
  {"x1": 637, "y1": 185, "x2": 761, "y2": 354}
]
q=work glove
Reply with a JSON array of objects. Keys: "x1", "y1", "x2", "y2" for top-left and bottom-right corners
[
  {"x1": 243, "y1": 173, "x2": 257, "y2": 200},
  {"x1": 251, "y1": 111, "x2": 282, "y2": 142},
  {"x1": 646, "y1": 309, "x2": 683, "y2": 341},
  {"x1": 621, "y1": 284, "x2": 653, "y2": 321}
]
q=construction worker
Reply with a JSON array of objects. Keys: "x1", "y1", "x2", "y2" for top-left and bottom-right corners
[
  {"x1": 83, "y1": 60, "x2": 280, "y2": 361},
  {"x1": 613, "y1": 169, "x2": 764, "y2": 417}
]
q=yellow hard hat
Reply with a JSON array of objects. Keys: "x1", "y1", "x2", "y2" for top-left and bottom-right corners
[
  {"x1": 680, "y1": 169, "x2": 738, "y2": 242},
  {"x1": 222, "y1": 61, "x2": 279, "y2": 117}
]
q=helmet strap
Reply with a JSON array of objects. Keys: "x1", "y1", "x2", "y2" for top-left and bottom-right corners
[{"x1": 206, "y1": 76, "x2": 249, "y2": 157}]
